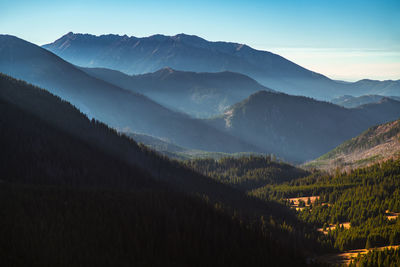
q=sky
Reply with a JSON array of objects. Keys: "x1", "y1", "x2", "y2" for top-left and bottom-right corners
[{"x1": 1, "y1": 0, "x2": 399, "y2": 81}]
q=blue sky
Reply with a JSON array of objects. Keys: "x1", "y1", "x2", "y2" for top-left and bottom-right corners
[{"x1": 1, "y1": 0, "x2": 399, "y2": 81}]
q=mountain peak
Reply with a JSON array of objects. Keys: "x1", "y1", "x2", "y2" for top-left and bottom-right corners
[
  {"x1": 173, "y1": 33, "x2": 204, "y2": 40},
  {"x1": 0, "y1": 34, "x2": 20, "y2": 42},
  {"x1": 153, "y1": 67, "x2": 176, "y2": 76},
  {"x1": 59, "y1": 31, "x2": 77, "y2": 40}
]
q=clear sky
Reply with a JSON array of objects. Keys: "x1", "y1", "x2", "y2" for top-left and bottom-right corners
[{"x1": 1, "y1": 0, "x2": 399, "y2": 81}]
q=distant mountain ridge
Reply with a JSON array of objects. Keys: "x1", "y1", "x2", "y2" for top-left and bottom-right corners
[
  {"x1": 44, "y1": 32, "x2": 316, "y2": 78},
  {"x1": 304, "y1": 119, "x2": 400, "y2": 171},
  {"x1": 207, "y1": 91, "x2": 400, "y2": 162},
  {"x1": 43, "y1": 32, "x2": 400, "y2": 100},
  {"x1": 80, "y1": 66, "x2": 273, "y2": 117},
  {"x1": 331, "y1": 94, "x2": 400, "y2": 108}
]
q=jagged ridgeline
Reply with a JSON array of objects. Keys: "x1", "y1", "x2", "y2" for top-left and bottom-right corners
[{"x1": 0, "y1": 74, "x2": 322, "y2": 266}]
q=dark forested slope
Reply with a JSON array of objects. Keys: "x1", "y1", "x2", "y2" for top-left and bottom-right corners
[
  {"x1": 185, "y1": 155, "x2": 309, "y2": 191},
  {"x1": 0, "y1": 74, "x2": 313, "y2": 266},
  {"x1": 0, "y1": 74, "x2": 265, "y2": 214}
]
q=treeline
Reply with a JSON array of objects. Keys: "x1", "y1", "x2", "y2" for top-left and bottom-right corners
[{"x1": 185, "y1": 156, "x2": 309, "y2": 191}]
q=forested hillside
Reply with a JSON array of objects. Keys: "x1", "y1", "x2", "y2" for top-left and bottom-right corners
[
  {"x1": 183, "y1": 154, "x2": 400, "y2": 264},
  {"x1": 0, "y1": 74, "x2": 274, "y2": 216},
  {"x1": 185, "y1": 155, "x2": 309, "y2": 190},
  {"x1": 0, "y1": 73, "x2": 324, "y2": 266},
  {"x1": 251, "y1": 159, "x2": 400, "y2": 264}
]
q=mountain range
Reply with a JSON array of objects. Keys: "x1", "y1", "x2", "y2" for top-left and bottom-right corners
[
  {"x1": 45, "y1": 36, "x2": 400, "y2": 162},
  {"x1": 3, "y1": 34, "x2": 400, "y2": 162},
  {"x1": 43, "y1": 32, "x2": 400, "y2": 100},
  {"x1": 331, "y1": 94, "x2": 400, "y2": 108}
]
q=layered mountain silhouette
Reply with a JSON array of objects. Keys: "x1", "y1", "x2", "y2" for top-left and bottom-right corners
[
  {"x1": 331, "y1": 94, "x2": 400, "y2": 108},
  {"x1": 44, "y1": 32, "x2": 400, "y2": 100},
  {"x1": 0, "y1": 34, "x2": 255, "y2": 153},
  {"x1": 81, "y1": 66, "x2": 272, "y2": 117},
  {"x1": 3, "y1": 34, "x2": 400, "y2": 162},
  {"x1": 340, "y1": 79, "x2": 400, "y2": 97},
  {"x1": 0, "y1": 73, "x2": 286, "y2": 215},
  {"x1": 207, "y1": 91, "x2": 400, "y2": 162},
  {"x1": 305, "y1": 119, "x2": 400, "y2": 171}
]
